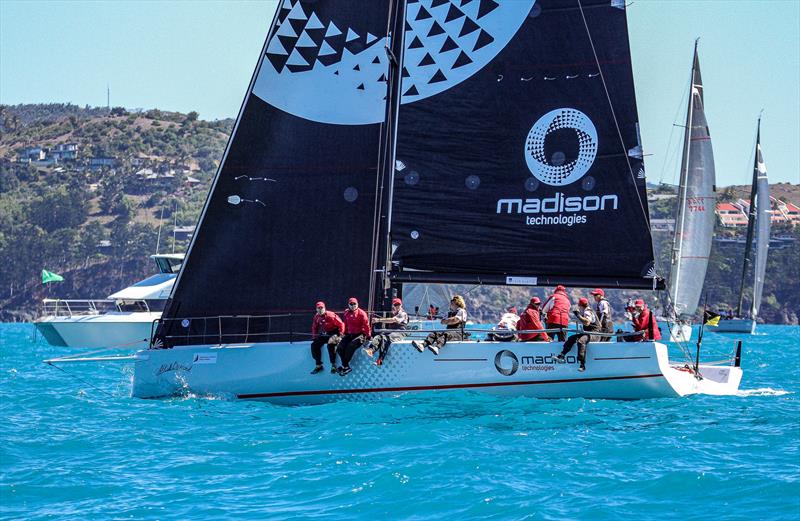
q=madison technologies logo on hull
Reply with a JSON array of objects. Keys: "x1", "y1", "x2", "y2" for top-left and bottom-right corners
[
  {"x1": 496, "y1": 108, "x2": 620, "y2": 226},
  {"x1": 494, "y1": 350, "x2": 578, "y2": 376}
]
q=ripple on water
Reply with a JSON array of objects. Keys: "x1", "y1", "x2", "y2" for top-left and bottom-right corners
[{"x1": 1, "y1": 323, "x2": 799, "y2": 520}]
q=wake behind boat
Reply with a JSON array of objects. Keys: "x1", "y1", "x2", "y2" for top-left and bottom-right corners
[{"x1": 49, "y1": 0, "x2": 744, "y2": 401}]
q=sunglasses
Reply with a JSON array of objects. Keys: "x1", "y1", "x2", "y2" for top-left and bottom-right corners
[
  {"x1": 348, "y1": 303, "x2": 357, "y2": 307},
  {"x1": 316, "y1": 307, "x2": 324, "y2": 310}
]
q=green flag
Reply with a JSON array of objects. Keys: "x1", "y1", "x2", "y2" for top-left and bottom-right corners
[{"x1": 42, "y1": 270, "x2": 64, "y2": 284}]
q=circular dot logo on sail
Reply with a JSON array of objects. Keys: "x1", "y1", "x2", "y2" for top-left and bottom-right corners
[{"x1": 525, "y1": 108, "x2": 598, "y2": 186}]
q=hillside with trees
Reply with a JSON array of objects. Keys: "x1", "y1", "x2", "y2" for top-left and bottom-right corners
[
  {"x1": 0, "y1": 103, "x2": 231, "y2": 320},
  {"x1": 0, "y1": 104, "x2": 797, "y2": 324}
]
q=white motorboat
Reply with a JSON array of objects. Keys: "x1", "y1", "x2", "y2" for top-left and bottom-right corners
[
  {"x1": 34, "y1": 254, "x2": 183, "y2": 349},
  {"x1": 49, "y1": 0, "x2": 744, "y2": 402}
]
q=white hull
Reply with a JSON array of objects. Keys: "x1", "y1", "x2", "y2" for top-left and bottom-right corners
[
  {"x1": 714, "y1": 318, "x2": 756, "y2": 334},
  {"x1": 132, "y1": 340, "x2": 742, "y2": 404},
  {"x1": 668, "y1": 323, "x2": 693, "y2": 343},
  {"x1": 35, "y1": 313, "x2": 160, "y2": 349}
]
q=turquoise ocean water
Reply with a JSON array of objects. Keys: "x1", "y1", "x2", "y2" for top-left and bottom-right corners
[{"x1": 1, "y1": 323, "x2": 798, "y2": 520}]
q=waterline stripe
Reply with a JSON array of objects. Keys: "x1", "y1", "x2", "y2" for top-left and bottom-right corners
[
  {"x1": 593, "y1": 356, "x2": 651, "y2": 361},
  {"x1": 238, "y1": 374, "x2": 663, "y2": 399}
]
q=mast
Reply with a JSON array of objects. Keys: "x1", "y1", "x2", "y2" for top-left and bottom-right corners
[
  {"x1": 370, "y1": 0, "x2": 408, "y2": 314},
  {"x1": 669, "y1": 39, "x2": 698, "y2": 315},
  {"x1": 736, "y1": 117, "x2": 761, "y2": 317}
]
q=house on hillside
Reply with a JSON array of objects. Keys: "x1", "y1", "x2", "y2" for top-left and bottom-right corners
[
  {"x1": 716, "y1": 202, "x2": 748, "y2": 227},
  {"x1": 721, "y1": 197, "x2": 800, "y2": 228},
  {"x1": 173, "y1": 225, "x2": 195, "y2": 241},
  {"x1": 650, "y1": 218, "x2": 675, "y2": 233},
  {"x1": 16, "y1": 147, "x2": 45, "y2": 162},
  {"x1": 775, "y1": 200, "x2": 800, "y2": 226},
  {"x1": 49, "y1": 143, "x2": 78, "y2": 161},
  {"x1": 89, "y1": 156, "x2": 117, "y2": 169}
]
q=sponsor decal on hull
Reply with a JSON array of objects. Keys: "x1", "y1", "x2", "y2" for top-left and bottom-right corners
[{"x1": 494, "y1": 350, "x2": 577, "y2": 376}]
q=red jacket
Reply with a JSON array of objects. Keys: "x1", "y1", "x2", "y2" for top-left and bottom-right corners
[
  {"x1": 311, "y1": 311, "x2": 345, "y2": 338},
  {"x1": 545, "y1": 290, "x2": 571, "y2": 327},
  {"x1": 517, "y1": 307, "x2": 550, "y2": 342},
  {"x1": 344, "y1": 308, "x2": 371, "y2": 338},
  {"x1": 632, "y1": 306, "x2": 662, "y2": 341}
]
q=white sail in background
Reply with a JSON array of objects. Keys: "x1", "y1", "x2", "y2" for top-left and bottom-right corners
[
  {"x1": 751, "y1": 142, "x2": 770, "y2": 318},
  {"x1": 668, "y1": 44, "x2": 716, "y2": 318},
  {"x1": 402, "y1": 284, "x2": 452, "y2": 317}
]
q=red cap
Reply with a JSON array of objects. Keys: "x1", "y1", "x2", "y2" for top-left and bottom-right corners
[
  {"x1": 392, "y1": 298, "x2": 402, "y2": 306},
  {"x1": 634, "y1": 299, "x2": 645, "y2": 307},
  {"x1": 348, "y1": 297, "x2": 358, "y2": 305},
  {"x1": 507, "y1": 306, "x2": 517, "y2": 314},
  {"x1": 315, "y1": 301, "x2": 325, "y2": 308},
  {"x1": 530, "y1": 297, "x2": 541, "y2": 305},
  {"x1": 578, "y1": 297, "x2": 589, "y2": 306},
  {"x1": 555, "y1": 285, "x2": 566, "y2": 292},
  {"x1": 590, "y1": 288, "x2": 604, "y2": 296}
]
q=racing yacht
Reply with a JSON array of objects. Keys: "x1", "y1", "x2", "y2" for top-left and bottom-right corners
[
  {"x1": 49, "y1": 0, "x2": 743, "y2": 402},
  {"x1": 715, "y1": 118, "x2": 770, "y2": 334}
]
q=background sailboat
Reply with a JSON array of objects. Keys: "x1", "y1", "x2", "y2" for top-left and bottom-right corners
[
  {"x1": 665, "y1": 42, "x2": 716, "y2": 343},
  {"x1": 716, "y1": 119, "x2": 770, "y2": 334}
]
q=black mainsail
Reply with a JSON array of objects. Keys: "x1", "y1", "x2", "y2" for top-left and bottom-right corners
[
  {"x1": 667, "y1": 43, "x2": 716, "y2": 318},
  {"x1": 736, "y1": 119, "x2": 770, "y2": 319},
  {"x1": 158, "y1": 1, "x2": 394, "y2": 345},
  {"x1": 157, "y1": 0, "x2": 661, "y2": 348},
  {"x1": 388, "y1": 0, "x2": 657, "y2": 289}
]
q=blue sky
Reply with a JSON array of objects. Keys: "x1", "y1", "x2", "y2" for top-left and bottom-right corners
[{"x1": 1, "y1": 0, "x2": 798, "y2": 186}]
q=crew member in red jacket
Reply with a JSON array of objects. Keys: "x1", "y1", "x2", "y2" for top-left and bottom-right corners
[
  {"x1": 336, "y1": 297, "x2": 371, "y2": 376},
  {"x1": 631, "y1": 299, "x2": 662, "y2": 341},
  {"x1": 542, "y1": 285, "x2": 571, "y2": 341},
  {"x1": 309, "y1": 301, "x2": 345, "y2": 374},
  {"x1": 517, "y1": 297, "x2": 550, "y2": 342}
]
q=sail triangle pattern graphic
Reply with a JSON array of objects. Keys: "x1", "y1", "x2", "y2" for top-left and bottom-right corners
[{"x1": 255, "y1": 0, "x2": 534, "y2": 124}]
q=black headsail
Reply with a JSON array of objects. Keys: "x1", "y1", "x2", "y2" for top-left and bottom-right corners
[
  {"x1": 158, "y1": 0, "x2": 395, "y2": 346},
  {"x1": 387, "y1": 0, "x2": 658, "y2": 289}
]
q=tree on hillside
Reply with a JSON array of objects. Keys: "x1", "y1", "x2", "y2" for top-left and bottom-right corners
[
  {"x1": 99, "y1": 173, "x2": 124, "y2": 214},
  {"x1": 78, "y1": 221, "x2": 107, "y2": 267},
  {"x1": 28, "y1": 187, "x2": 89, "y2": 233},
  {"x1": 0, "y1": 164, "x2": 19, "y2": 193}
]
